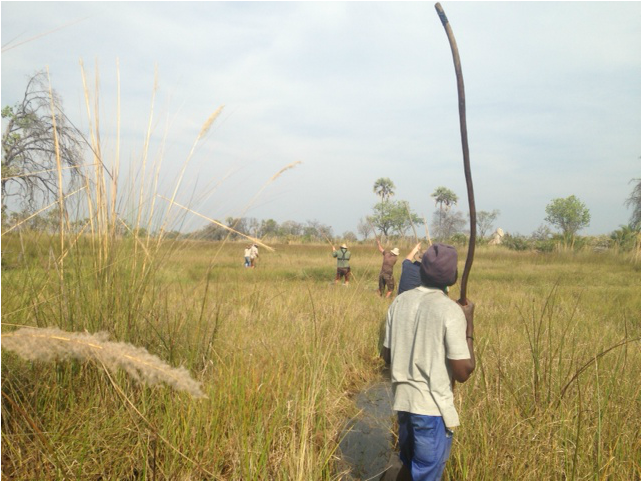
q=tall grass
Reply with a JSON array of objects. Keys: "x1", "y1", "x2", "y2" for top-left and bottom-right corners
[
  {"x1": 1, "y1": 70, "x2": 640, "y2": 479},
  {"x1": 1, "y1": 68, "x2": 383, "y2": 479},
  {"x1": 443, "y1": 246, "x2": 640, "y2": 481},
  {"x1": 3, "y1": 236, "x2": 640, "y2": 480},
  {"x1": 2, "y1": 237, "x2": 388, "y2": 480}
]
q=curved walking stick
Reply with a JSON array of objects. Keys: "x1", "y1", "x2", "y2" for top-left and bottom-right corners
[{"x1": 435, "y1": 3, "x2": 476, "y2": 305}]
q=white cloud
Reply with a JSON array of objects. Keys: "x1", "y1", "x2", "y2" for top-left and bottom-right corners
[{"x1": 2, "y1": 1, "x2": 639, "y2": 236}]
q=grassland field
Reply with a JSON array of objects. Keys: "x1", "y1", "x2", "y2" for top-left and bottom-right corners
[{"x1": 1, "y1": 234, "x2": 640, "y2": 480}]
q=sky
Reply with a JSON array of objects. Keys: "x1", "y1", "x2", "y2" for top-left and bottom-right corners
[{"x1": 2, "y1": 1, "x2": 640, "y2": 238}]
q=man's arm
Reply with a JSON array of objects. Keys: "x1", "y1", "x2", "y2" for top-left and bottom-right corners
[
  {"x1": 448, "y1": 300, "x2": 476, "y2": 383},
  {"x1": 406, "y1": 242, "x2": 421, "y2": 261},
  {"x1": 376, "y1": 239, "x2": 384, "y2": 254}
]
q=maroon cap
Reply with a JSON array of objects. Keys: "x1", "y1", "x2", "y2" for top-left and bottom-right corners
[{"x1": 420, "y1": 243, "x2": 458, "y2": 287}]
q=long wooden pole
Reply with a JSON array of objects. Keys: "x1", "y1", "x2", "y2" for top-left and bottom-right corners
[
  {"x1": 422, "y1": 215, "x2": 433, "y2": 246},
  {"x1": 321, "y1": 233, "x2": 334, "y2": 249},
  {"x1": 404, "y1": 201, "x2": 419, "y2": 245},
  {"x1": 366, "y1": 218, "x2": 381, "y2": 244},
  {"x1": 157, "y1": 195, "x2": 275, "y2": 252},
  {"x1": 435, "y1": 3, "x2": 476, "y2": 304}
]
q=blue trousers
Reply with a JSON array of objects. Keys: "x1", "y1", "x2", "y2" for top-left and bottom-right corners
[{"x1": 398, "y1": 412, "x2": 453, "y2": 481}]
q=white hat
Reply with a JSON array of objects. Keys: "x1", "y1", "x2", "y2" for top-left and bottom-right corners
[
  {"x1": 340, "y1": 243, "x2": 348, "y2": 249},
  {"x1": 391, "y1": 248, "x2": 400, "y2": 256}
]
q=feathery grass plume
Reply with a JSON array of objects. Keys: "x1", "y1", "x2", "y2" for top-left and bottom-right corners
[
  {"x1": 198, "y1": 105, "x2": 225, "y2": 140},
  {"x1": 1, "y1": 327, "x2": 205, "y2": 398},
  {"x1": 269, "y1": 160, "x2": 302, "y2": 182}
]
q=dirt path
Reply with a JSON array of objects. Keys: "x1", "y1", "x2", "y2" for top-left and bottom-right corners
[{"x1": 337, "y1": 372, "x2": 404, "y2": 480}]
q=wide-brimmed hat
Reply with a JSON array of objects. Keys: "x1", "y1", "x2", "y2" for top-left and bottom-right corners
[
  {"x1": 391, "y1": 248, "x2": 400, "y2": 256},
  {"x1": 420, "y1": 243, "x2": 458, "y2": 287},
  {"x1": 340, "y1": 243, "x2": 348, "y2": 249}
]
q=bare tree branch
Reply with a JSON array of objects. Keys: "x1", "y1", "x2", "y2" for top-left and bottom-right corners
[{"x1": 2, "y1": 71, "x2": 84, "y2": 212}]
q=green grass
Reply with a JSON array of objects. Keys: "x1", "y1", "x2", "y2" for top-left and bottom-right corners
[{"x1": 1, "y1": 235, "x2": 640, "y2": 480}]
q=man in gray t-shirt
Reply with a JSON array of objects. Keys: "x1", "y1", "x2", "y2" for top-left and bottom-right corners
[{"x1": 382, "y1": 243, "x2": 475, "y2": 481}]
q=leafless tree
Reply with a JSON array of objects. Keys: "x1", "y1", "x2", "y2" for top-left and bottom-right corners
[
  {"x1": 474, "y1": 209, "x2": 500, "y2": 239},
  {"x1": 2, "y1": 71, "x2": 84, "y2": 212},
  {"x1": 625, "y1": 178, "x2": 641, "y2": 230},
  {"x1": 357, "y1": 217, "x2": 373, "y2": 240},
  {"x1": 431, "y1": 208, "x2": 466, "y2": 241}
]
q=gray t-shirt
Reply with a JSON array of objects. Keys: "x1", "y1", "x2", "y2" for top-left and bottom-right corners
[{"x1": 384, "y1": 286, "x2": 470, "y2": 427}]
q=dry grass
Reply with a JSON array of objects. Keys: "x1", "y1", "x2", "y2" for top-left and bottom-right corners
[
  {"x1": 1, "y1": 238, "x2": 640, "y2": 480},
  {"x1": 1, "y1": 71, "x2": 638, "y2": 480}
]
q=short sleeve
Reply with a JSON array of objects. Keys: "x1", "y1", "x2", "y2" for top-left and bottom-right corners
[{"x1": 444, "y1": 306, "x2": 470, "y2": 360}]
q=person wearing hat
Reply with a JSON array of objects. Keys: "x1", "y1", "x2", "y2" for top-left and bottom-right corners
[
  {"x1": 381, "y1": 243, "x2": 475, "y2": 481},
  {"x1": 376, "y1": 239, "x2": 400, "y2": 298},
  {"x1": 332, "y1": 243, "x2": 351, "y2": 285}
]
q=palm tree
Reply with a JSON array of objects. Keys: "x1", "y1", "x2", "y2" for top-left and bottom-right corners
[
  {"x1": 431, "y1": 186, "x2": 458, "y2": 210},
  {"x1": 373, "y1": 178, "x2": 395, "y2": 203},
  {"x1": 431, "y1": 186, "x2": 458, "y2": 239}
]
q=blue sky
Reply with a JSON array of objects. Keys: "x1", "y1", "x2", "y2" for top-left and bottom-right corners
[{"x1": 2, "y1": 1, "x2": 640, "y2": 237}]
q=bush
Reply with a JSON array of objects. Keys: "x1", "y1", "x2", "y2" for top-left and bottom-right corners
[
  {"x1": 611, "y1": 225, "x2": 638, "y2": 248},
  {"x1": 449, "y1": 233, "x2": 468, "y2": 247},
  {"x1": 502, "y1": 233, "x2": 531, "y2": 251},
  {"x1": 533, "y1": 238, "x2": 556, "y2": 253}
]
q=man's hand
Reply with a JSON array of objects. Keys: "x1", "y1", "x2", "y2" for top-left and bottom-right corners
[{"x1": 449, "y1": 298, "x2": 476, "y2": 383}]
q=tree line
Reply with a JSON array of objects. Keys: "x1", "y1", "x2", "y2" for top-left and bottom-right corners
[
  {"x1": 2, "y1": 72, "x2": 640, "y2": 251},
  {"x1": 366, "y1": 176, "x2": 640, "y2": 252},
  {"x1": 366, "y1": 177, "x2": 501, "y2": 242},
  {"x1": 192, "y1": 218, "x2": 339, "y2": 243}
]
